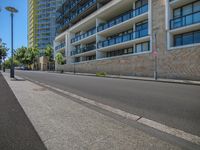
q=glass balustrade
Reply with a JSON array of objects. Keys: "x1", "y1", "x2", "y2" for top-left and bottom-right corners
[
  {"x1": 71, "y1": 45, "x2": 96, "y2": 56},
  {"x1": 97, "y1": 4, "x2": 148, "y2": 32},
  {"x1": 97, "y1": 29, "x2": 148, "y2": 48},
  {"x1": 55, "y1": 42, "x2": 66, "y2": 51},
  {"x1": 170, "y1": 11, "x2": 200, "y2": 29},
  {"x1": 57, "y1": 0, "x2": 96, "y2": 32},
  {"x1": 71, "y1": 27, "x2": 96, "y2": 43}
]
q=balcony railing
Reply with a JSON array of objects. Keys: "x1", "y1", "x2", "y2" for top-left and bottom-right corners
[
  {"x1": 170, "y1": 11, "x2": 200, "y2": 29},
  {"x1": 97, "y1": 29, "x2": 148, "y2": 48},
  {"x1": 56, "y1": 0, "x2": 96, "y2": 32},
  {"x1": 97, "y1": 4, "x2": 148, "y2": 32},
  {"x1": 71, "y1": 45, "x2": 96, "y2": 56},
  {"x1": 77, "y1": 0, "x2": 96, "y2": 15},
  {"x1": 55, "y1": 42, "x2": 66, "y2": 51},
  {"x1": 71, "y1": 27, "x2": 96, "y2": 43}
]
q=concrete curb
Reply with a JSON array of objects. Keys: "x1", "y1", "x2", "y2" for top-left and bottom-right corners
[{"x1": 47, "y1": 71, "x2": 200, "y2": 86}]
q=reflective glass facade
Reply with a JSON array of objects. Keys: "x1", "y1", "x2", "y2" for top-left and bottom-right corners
[
  {"x1": 56, "y1": 0, "x2": 111, "y2": 33},
  {"x1": 28, "y1": 0, "x2": 64, "y2": 55}
]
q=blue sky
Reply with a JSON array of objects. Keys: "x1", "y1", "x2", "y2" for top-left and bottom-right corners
[{"x1": 0, "y1": 0, "x2": 27, "y2": 56}]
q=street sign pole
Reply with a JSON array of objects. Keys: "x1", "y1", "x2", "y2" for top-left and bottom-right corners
[{"x1": 153, "y1": 33, "x2": 158, "y2": 80}]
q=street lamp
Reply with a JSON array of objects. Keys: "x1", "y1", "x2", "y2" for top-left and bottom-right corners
[{"x1": 5, "y1": 6, "x2": 18, "y2": 78}]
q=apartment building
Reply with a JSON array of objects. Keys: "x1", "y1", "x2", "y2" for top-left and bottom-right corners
[
  {"x1": 28, "y1": 0, "x2": 64, "y2": 54},
  {"x1": 54, "y1": 0, "x2": 200, "y2": 80},
  {"x1": 28, "y1": 0, "x2": 38, "y2": 48}
]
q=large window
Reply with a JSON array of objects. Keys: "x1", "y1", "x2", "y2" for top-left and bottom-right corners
[
  {"x1": 173, "y1": 1, "x2": 200, "y2": 18},
  {"x1": 85, "y1": 55, "x2": 96, "y2": 61},
  {"x1": 135, "y1": 41, "x2": 150, "y2": 53},
  {"x1": 106, "y1": 47, "x2": 133, "y2": 58},
  {"x1": 171, "y1": 1, "x2": 200, "y2": 29},
  {"x1": 135, "y1": 20, "x2": 148, "y2": 38},
  {"x1": 136, "y1": 20, "x2": 148, "y2": 31},
  {"x1": 174, "y1": 30, "x2": 200, "y2": 46},
  {"x1": 135, "y1": 0, "x2": 148, "y2": 9},
  {"x1": 194, "y1": 31, "x2": 200, "y2": 43}
]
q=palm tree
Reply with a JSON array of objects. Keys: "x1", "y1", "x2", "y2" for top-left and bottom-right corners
[
  {"x1": 27, "y1": 46, "x2": 39, "y2": 70},
  {"x1": 45, "y1": 45, "x2": 53, "y2": 70}
]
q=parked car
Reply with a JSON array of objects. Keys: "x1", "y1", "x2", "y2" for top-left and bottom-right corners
[{"x1": 15, "y1": 66, "x2": 29, "y2": 70}]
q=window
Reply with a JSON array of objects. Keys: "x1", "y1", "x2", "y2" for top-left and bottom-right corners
[
  {"x1": 193, "y1": 11, "x2": 200, "y2": 23},
  {"x1": 136, "y1": 44, "x2": 142, "y2": 53},
  {"x1": 135, "y1": 20, "x2": 148, "y2": 37},
  {"x1": 193, "y1": 1, "x2": 200, "y2": 12},
  {"x1": 143, "y1": 42, "x2": 149, "y2": 51},
  {"x1": 182, "y1": 4, "x2": 192, "y2": 16},
  {"x1": 173, "y1": 2, "x2": 200, "y2": 18},
  {"x1": 135, "y1": 0, "x2": 148, "y2": 8},
  {"x1": 136, "y1": 20, "x2": 148, "y2": 31},
  {"x1": 106, "y1": 47, "x2": 133, "y2": 58},
  {"x1": 75, "y1": 57, "x2": 80, "y2": 63},
  {"x1": 182, "y1": 32, "x2": 193, "y2": 45},
  {"x1": 86, "y1": 55, "x2": 96, "y2": 61},
  {"x1": 174, "y1": 35, "x2": 182, "y2": 46},
  {"x1": 173, "y1": 30, "x2": 200, "y2": 47},
  {"x1": 171, "y1": 2, "x2": 200, "y2": 29},
  {"x1": 174, "y1": 8, "x2": 181, "y2": 18},
  {"x1": 194, "y1": 31, "x2": 200, "y2": 43},
  {"x1": 135, "y1": 41, "x2": 150, "y2": 53}
]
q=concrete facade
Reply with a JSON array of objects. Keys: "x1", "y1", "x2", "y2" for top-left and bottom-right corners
[{"x1": 54, "y1": 0, "x2": 200, "y2": 80}]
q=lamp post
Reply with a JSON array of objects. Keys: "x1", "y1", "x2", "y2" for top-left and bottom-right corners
[{"x1": 5, "y1": 6, "x2": 18, "y2": 78}]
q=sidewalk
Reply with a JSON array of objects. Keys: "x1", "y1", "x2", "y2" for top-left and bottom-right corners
[
  {"x1": 0, "y1": 72, "x2": 47, "y2": 150},
  {"x1": 2, "y1": 72, "x2": 182, "y2": 150},
  {"x1": 49, "y1": 71, "x2": 200, "y2": 86}
]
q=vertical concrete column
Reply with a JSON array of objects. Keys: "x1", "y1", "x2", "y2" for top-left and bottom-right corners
[
  {"x1": 132, "y1": 1, "x2": 136, "y2": 53},
  {"x1": 53, "y1": 40, "x2": 56, "y2": 60},
  {"x1": 65, "y1": 32, "x2": 69, "y2": 64},
  {"x1": 96, "y1": 18, "x2": 106, "y2": 59},
  {"x1": 148, "y1": 0, "x2": 153, "y2": 52},
  {"x1": 96, "y1": 32, "x2": 106, "y2": 59},
  {"x1": 69, "y1": 32, "x2": 75, "y2": 63},
  {"x1": 165, "y1": 0, "x2": 171, "y2": 49}
]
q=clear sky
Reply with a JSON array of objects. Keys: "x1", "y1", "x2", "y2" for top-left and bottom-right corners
[{"x1": 0, "y1": 0, "x2": 27, "y2": 56}]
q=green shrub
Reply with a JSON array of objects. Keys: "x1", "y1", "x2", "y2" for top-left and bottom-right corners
[{"x1": 96, "y1": 72, "x2": 106, "y2": 77}]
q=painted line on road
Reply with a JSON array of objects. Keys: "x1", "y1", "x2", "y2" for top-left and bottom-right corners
[
  {"x1": 138, "y1": 118, "x2": 200, "y2": 145},
  {"x1": 24, "y1": 77, "x2": 200, "y2": 145}
]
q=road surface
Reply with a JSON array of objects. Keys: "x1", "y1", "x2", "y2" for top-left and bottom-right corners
[{"x1": 16, "y1": 70, "x2": 200, "y2": 137}]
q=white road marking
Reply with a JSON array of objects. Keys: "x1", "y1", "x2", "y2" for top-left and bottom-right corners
[
  {"x1": 138, "y1": 118, "x2": 200, "y2": 145},
  {"x1": 24, "y1": 78, "x2": 200, "y2": 145}
]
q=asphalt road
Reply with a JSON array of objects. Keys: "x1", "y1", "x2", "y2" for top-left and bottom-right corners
[
  {"x1": 16, "y1": 70, "x2": 200, "y2": 137},
  {"x1": 0, "y1": 72, "x2": 47, "y2": 150}
]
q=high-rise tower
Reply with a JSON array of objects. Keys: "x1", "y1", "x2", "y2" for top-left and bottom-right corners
[{"x1": 28, "y1": 0, "x2": 64, "y2": 55}]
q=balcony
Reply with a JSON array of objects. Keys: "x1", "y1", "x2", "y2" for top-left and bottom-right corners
[
  {"x1": 97, "y1": 29, "x2": 148, "y2": 49},
  {"x1": 55, "y1": 42, "x2": 66, "y2": 51},
  {"x1": 56, "y1": 0, "x2": 96, "y2": 33},
  {"x1": 170, "y1": 11, "x2": 200, "y2": 29},
  {"x1": 71, "y1": 45, "x2": 96, "y2": 56},
  {"x1": 97, "y1": 4, "x2": 148, "y2": 32},
  {"x1": 71, "y1": 27, "x2": 96, "y2": 43},
  {"x1": 77, "y1": 0, "x2": 96, "y2": 15}
]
